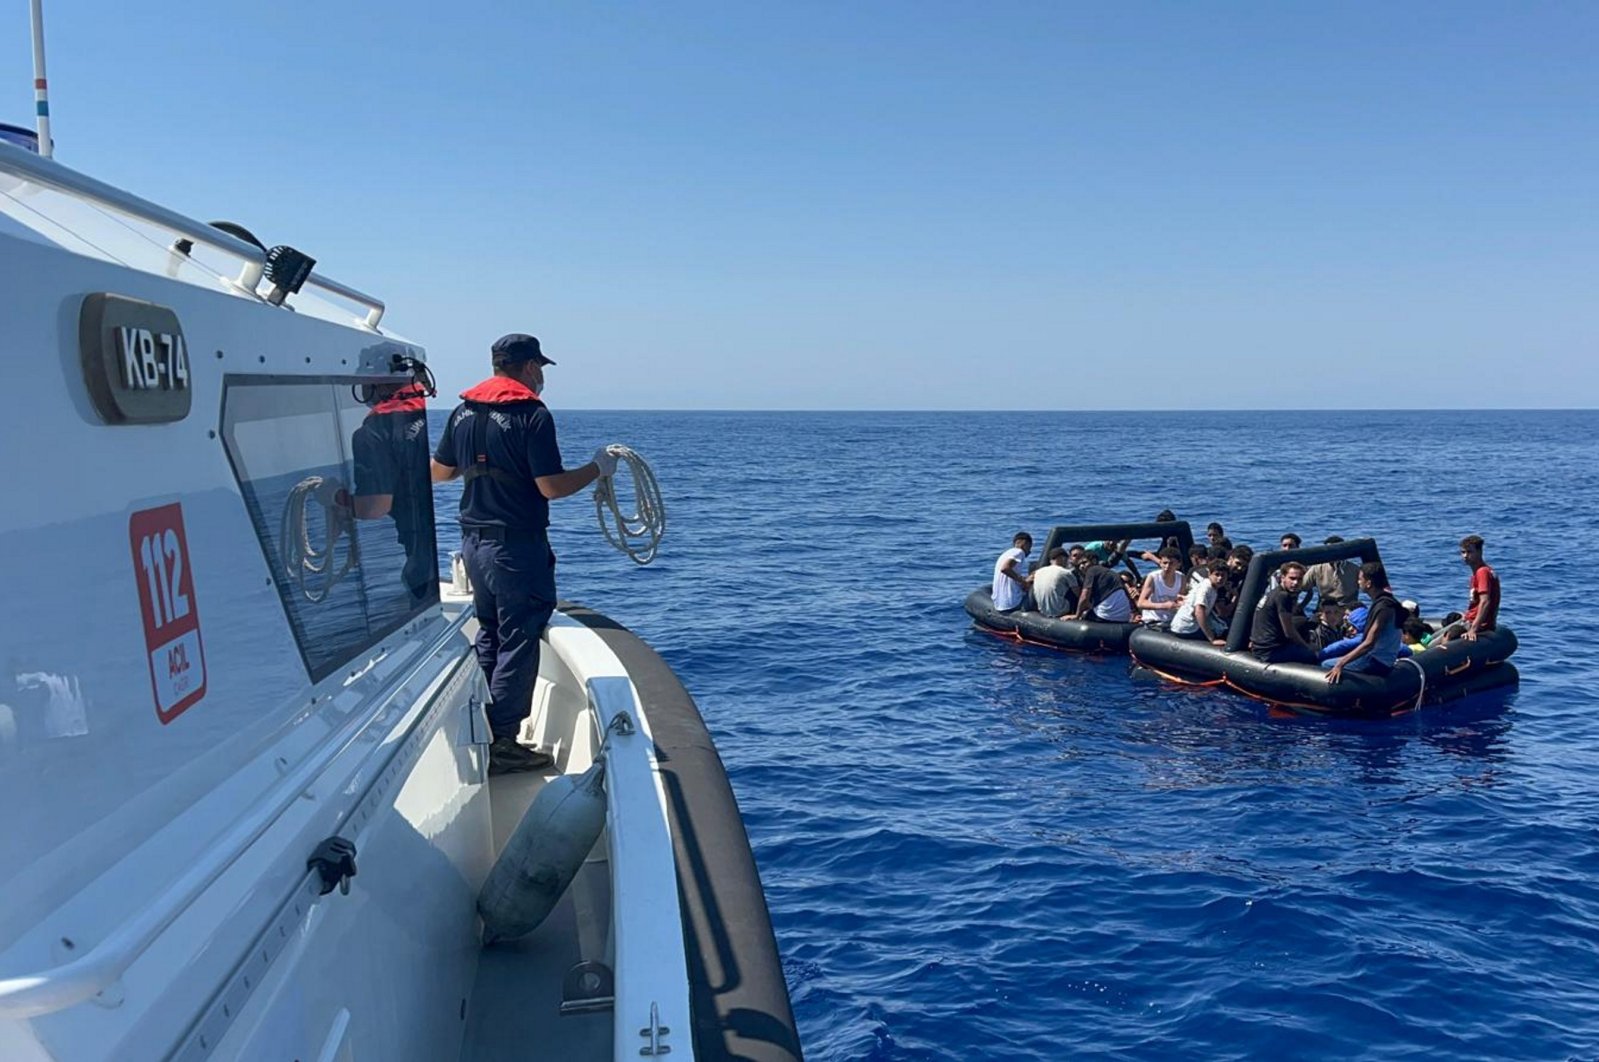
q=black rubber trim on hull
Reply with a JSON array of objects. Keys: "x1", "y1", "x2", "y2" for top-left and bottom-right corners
[
  {"x1": 1129, "y1": 625, "x2": 1520, "y2": 717},
  {"x1": 965, "y1": 588, "x2": 1138, "y2": 654},
  {"x1": 558, "y1": 601, "x2": 804, "y2": 1062}
]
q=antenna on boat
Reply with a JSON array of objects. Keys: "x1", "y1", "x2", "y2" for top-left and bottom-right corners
[{"x1": 29, "y1": 0, "x2": 52, "y2": 157}]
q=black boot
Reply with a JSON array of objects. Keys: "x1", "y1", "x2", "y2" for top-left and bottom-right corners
[{"x1": 488, "y1": 736, "x2": 554, "y2": 775}]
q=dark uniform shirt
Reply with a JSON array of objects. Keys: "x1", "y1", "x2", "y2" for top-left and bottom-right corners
[
  {"x1": 433, "y1": 378, "x2": 563, "y2": 530},
  {"x1": 353, "y1": 386, "x2": 431, "y2": 537}
]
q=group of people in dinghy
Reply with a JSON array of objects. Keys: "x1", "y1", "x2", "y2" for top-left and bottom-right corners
[{"x1": 990, "y1": 516, "x2": 1502, "y2": 683}]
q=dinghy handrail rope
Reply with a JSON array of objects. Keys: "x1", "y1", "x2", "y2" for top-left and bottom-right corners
[
  {"x1": 1397, "y1": 656, "x2": 1426, "y2": 714},
  {"x1": 0, "y1": 140, "x2": 387, "y2": 327},
  {"x1": 594, "y1": 445, "x2": 667, "y2": 566}
]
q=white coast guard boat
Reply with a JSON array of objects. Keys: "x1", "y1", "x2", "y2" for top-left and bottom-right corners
[{"x1": 0, "y1": 132, "x2": 799, "y2": 1059}]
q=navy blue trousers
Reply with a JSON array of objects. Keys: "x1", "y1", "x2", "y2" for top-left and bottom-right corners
[{"x1": 461, "y1": 528, "x2": 557, "y2": 739}]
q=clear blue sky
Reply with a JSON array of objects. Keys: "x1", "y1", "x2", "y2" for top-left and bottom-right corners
[{"x1": 5, "y1": 2, "x2": 1595, "y2": 408}]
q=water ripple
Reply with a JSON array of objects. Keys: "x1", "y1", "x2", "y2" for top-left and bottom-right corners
[{"x1": 436, "y1": 409, "x2": 1599, "y2": 1060}]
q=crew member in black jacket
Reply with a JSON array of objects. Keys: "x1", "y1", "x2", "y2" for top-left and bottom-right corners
[{"x1": 431, "y1": 333, "x2": 616, "y2": 774}]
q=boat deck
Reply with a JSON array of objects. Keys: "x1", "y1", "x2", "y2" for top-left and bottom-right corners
[{"x1": 461, "y1": 769, "x2": 614, "y2": 1060}]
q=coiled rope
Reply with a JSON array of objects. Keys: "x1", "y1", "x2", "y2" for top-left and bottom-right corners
[
  {"x1": 282, "y1": 476, "x2": 355, "y2": 602},
  {"x1": 593, "y1": 445, "x2": 666, "y2": 565}
]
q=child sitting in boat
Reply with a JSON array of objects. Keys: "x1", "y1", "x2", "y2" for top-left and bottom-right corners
[
  {"x1": 1170, "y1": 565, "x2": 1228, "y2": 643},
  {"x1": 1136, "y1": 548, "x2": 1185, "y2": 627},
  {"x1": 1401, "y1": 617, "x2": 1432, "y2": 653},
  {"x1": 1307, "y1": 600, "x2": 1349, "y2": 652}
]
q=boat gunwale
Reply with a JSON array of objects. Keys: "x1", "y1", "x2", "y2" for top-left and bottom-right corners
[{"x1": 558, "y1": 600, "x2": 804, "y2": 1062}]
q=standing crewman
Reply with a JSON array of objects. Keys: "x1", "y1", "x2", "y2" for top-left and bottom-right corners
[{"x1": 431, "y1": 333, "x2": 617, "y2": 775}]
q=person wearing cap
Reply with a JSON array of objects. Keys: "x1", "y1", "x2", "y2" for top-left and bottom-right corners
[
  {"x1": 430, "y1": 333, "x2": 618, "y2": 775},
  {"x1": 351, "y1": 375, "x2": 435, "y2": 603}
]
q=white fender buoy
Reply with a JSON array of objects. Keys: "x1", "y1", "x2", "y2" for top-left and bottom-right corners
[{"x1": 478, "y1": 761, "x2": 607, "y2": 944}]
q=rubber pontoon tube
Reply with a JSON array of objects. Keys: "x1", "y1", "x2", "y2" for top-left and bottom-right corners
[
  {"x1": 964, "y1": 588, "x2": 1139, "y2": 654},
  {"x1": 1129, "y1": 625, "x2": 1519, "y2": 717}
]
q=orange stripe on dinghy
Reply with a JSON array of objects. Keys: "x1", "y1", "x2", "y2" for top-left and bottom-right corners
[
  {"x1": 1218, "y1": 676, "x2": 1342, "y2": 714},
  {"x1": 1128, "y1": 654, "x2": 1226, "y2": 688},
  {"x1": 1218, "y1": 675, "x2": 1424, "y2": 717},
  {"x1": 1133, "y1": 649, "x2": 1439, "y2": 716}
]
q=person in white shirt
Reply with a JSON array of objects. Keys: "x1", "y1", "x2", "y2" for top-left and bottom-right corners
[
  {"x1": 1170, "y1": 565, "x2": 1228, "y2": 643},
  {"x1": 1136, "y1": 547, "x2": 1186, "y2": 626},
  {"x1": 991, "y1": 532, "x2": 1033, "y2": 612},
  {"x1": 1031, "y1": 547, "x2": 1081, "y2": 617}
]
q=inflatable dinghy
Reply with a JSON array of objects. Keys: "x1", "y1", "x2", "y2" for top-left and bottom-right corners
[
  {"x1": 966, "y1": 519, "x2": 1194, "y2": 654},
  {"x1": 1129, "y1": 537, "x2": 1519, "y2": 715}
]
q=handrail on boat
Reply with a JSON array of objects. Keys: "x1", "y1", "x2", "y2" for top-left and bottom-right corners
[
  {"x1": 0, "y1": 616, "x2": 463, "y2": 1019},
  {"x1": 0, "y1": 140, "x2": 386, "y2": 329}
]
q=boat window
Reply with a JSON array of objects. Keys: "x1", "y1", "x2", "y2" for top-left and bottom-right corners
[{"x1": 221, "y1": 377, "x2": 438, "y2": 681}]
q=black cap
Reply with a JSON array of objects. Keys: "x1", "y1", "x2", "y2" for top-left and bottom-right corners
[{"x1": 491, "y1": 333, "x2": 556, "y2": 367}]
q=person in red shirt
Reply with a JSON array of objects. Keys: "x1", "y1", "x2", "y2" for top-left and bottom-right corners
[{"x1": 1438, "y1": 534, "x2": 1500, "y2": 644}]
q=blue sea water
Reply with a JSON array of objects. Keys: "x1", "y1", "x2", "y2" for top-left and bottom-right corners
[{"x1": 437, "y1": 409, "x2": 1599, "y2": 1060}]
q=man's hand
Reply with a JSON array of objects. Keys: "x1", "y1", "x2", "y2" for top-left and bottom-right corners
[
  {"x1": 1464, "y1": 629, "x2": 1479, "y2": 642},
  {"x1": 1326, "y1": 662, "x2": 1345, "y2": 684},
  {"x1": 592, "y1": 446, "x2": 619, "y2": 478}
]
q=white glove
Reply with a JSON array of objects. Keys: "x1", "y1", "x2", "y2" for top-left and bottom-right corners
[
  {"x1": 592, "y1": 445, "x2": 619, "y2": 478},
  {"x1": 311, "y1": 476, "x2": 351, "y2": 511}
]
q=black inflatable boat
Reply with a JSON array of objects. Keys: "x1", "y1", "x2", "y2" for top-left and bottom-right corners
[
  {"x1": 1128, "y1": 537, "x2": 1519, "y2": 716},
  {"x1": 965, "y1": 519, "x2": 1194, "y2": 654}
]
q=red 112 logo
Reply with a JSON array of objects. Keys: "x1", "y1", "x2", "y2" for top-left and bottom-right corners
[{"x1": 129, "y1": 503, "x2": 207, "y2": 723}]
